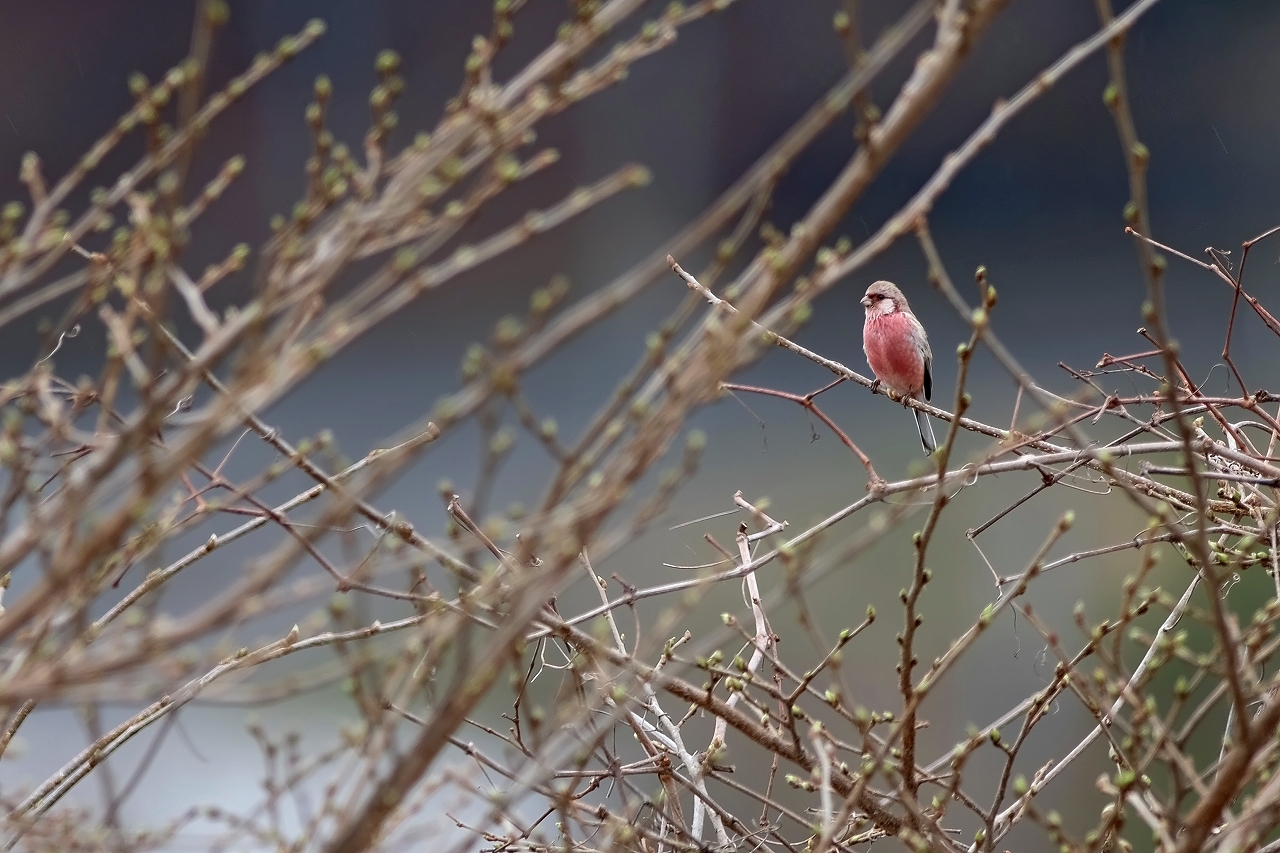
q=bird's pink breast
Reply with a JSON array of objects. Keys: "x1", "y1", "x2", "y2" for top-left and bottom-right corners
[{"x1": 864, "y1": 313, "x2": 925, "y2": 396}]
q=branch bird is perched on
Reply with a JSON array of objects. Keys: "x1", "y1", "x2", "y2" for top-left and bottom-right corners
[{"x1": 861, "y1": 280, "x2": 937, "y2": 454}]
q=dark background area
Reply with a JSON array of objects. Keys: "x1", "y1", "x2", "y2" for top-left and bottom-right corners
[{"x1": 0, "y1": 0, "x2": 1278, "y2": 847}]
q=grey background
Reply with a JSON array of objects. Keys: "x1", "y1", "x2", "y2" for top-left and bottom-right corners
[{"x1": 0, "y1": 0, "x2": 1277, "y2": 848}]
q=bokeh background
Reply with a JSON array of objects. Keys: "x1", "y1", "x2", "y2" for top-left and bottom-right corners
[{"x1": 2, "y1": 0, "x2": 1279, "y2": 848}]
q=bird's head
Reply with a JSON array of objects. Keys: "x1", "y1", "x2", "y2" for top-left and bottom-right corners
[{"x1": 861, "y1": 280, "x2": 910, "y2": 319}]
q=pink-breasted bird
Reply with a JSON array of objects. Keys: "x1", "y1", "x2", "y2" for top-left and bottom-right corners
[{"x1": 861, "y1": 281, "x2": 937, "y2": 454}]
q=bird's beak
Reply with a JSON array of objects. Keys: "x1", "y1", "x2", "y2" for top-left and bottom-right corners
[{"x1": 859, "y1": 296, "x2": 871, "y2": 308}]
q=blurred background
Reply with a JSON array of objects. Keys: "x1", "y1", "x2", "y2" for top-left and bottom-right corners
[{"x1": 1, "y1": 0, "x2": 1279, "y2": 848}]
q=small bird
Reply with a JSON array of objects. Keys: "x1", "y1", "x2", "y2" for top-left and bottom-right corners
[{"x1": 861, "y1": 280, "x2": 936, "y2": 454}]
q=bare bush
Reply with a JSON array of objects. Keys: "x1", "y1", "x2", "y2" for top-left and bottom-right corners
[{"x1": 0, "y1": 1, "x2": 1278, "y2": 851}]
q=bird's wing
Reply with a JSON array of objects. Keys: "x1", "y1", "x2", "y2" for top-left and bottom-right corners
[{"x1": 908, "y1": 313, "x2": 933, "y2": 401}]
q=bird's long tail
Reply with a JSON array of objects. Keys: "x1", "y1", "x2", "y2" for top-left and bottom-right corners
[{"x1": 914, "y1": 406, "x2": 936, "y2": 455}]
